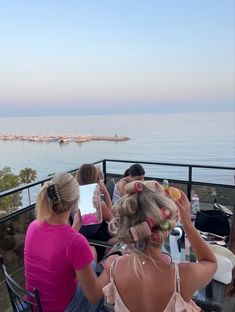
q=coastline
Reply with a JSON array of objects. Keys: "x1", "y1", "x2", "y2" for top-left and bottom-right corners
[{"x1": 0, "y1": 134, "x2": 130, "y2": 143}]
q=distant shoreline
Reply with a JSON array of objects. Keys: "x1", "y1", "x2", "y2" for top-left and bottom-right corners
[{"x1": 0, "y1": 134, "x2": 130, "y2": 143}]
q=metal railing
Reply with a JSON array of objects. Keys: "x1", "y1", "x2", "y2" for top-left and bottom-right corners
[{"x1": 0, "y1": 159, "x2": 234, "y2": 222}]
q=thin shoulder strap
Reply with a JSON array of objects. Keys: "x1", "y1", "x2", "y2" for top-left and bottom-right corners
[
  {"x1": 109, "y1": 257, "x2": 119, "y2": 282},
  {"x1": 175, "y1": 264, "x2": 181, "y2": 293}
]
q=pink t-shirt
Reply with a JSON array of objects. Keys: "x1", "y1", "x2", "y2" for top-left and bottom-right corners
[{"x1": 24, "y1": 220, "x2": 93, "y2": 312}]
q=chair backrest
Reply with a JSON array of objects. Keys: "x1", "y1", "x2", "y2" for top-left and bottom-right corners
[{"x1": 0, "y1": 255, "x2": 43, "y2": 312}]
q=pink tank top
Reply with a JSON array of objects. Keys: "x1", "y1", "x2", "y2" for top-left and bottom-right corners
[{"x1": 102, "y1": 258, "x2": 201, "y2": 312}]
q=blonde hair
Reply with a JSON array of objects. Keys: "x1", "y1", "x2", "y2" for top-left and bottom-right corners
[
  {"x1": 76, "y1": 164, "x2": 99, "y2": 185},
  {"x1": 36, "y1": 172, "x2": 79, "y2": 221},
  {"x1": 109, "y1": 181, "x2": 177, "y2": 277}
]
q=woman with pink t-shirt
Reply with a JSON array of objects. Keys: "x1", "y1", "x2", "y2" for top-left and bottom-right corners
[{"x1": 24, "y1": 172, "x2": 106, "y2": 312}]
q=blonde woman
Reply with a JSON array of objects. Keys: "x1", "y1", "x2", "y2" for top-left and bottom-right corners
[
  {"x1": 24, "y1": 173, "x2": 104, "y2": 312},
  {"x1": 99, "y1": 181, "x2": 217, "y2": 312}
]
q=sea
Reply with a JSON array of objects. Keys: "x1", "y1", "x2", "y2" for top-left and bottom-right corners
[{"x1": 0, "y1": 111, "x2": 234, "y2": 185}]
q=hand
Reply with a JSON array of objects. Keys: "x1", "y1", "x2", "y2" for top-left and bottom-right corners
[
  {"x1": 174, "y1": 191, "x2": 191, "y2": 226},
  {"x1": 72, "y1": 208, "x2": 82, "y2": 231},
  {"x1": 98, "y1": 180, "x2": 108, "y2": 194}
]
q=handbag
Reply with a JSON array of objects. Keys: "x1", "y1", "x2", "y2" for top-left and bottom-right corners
[{"x1": 194, "y1": 210, "x2": 230, "y2": 237}]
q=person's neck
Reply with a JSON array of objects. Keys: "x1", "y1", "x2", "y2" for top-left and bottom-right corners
[
  {"x1": 146, "y1": 246, "x2": 162, "y2": 259},
  {"x1": 46, "y1": 211, "x2": 70, "y2": 225}
]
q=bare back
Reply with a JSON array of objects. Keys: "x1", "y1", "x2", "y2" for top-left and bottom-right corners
[
  {"x1": 110, "y1": 255, "x2": 176, "y2": 312},
  {"x1": 103, "y1": 255, "x2": 208, "y2": 312}
]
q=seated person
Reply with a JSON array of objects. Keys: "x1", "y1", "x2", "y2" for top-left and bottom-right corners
[
  {"x1": 76, "y1": 164, "x2": 113, "y2": 261},
  {"x1": 129, "y1": 163, "x2": 145, "y2": 181},
  {"x1": 76, "y1": 164, "x2": 112, "y2": 222},
  {"x1": 112, "y1": 168, "x2": 131, "y2": 204},
  {"x1": 24, "y1": 172, "x2": 105, "y2": 312},
  {"x1": 99, "y1": 181, "x2": 217, "y2": 312}
]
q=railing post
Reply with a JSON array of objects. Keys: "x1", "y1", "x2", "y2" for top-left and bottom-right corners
[
  {"x1": 103, "y1": 160, "x2": 107, "y2": 184},
  {"x1": 187, "y1": 166, "x2": 192, "y2": 200}
]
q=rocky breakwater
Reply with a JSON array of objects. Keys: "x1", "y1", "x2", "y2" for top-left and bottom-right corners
[{"x1": 0, "y1": 134, "x2": 130, "y2": 143}]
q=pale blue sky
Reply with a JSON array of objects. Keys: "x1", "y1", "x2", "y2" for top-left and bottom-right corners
[{"x1": 0, "y1": 0, "x2": 234, "y2": 117}]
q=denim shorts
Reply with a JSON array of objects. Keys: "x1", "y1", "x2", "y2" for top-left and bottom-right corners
[{"x1": 64, "y1": 262, "x2": 106, "y2": 312}]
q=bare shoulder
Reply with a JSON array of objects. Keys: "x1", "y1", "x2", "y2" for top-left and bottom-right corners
[
  {"x1": 103, "y1": 254, "x2": 120, "y2": 270},
  {"x1": 178, "y1": 261, "x2": 216, "y2": 300}
]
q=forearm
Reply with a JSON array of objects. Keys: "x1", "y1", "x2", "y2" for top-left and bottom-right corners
[
  {"x1": 102, "y1": 190, "x2": 112, "y2": 211},
  {"x1": 183, "y1": 221, "x2": 216, "y2": 263}
]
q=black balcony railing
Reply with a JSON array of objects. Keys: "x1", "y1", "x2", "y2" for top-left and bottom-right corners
[{"x1": 0, "y1": 159, "x2": 234, "y2": 221}]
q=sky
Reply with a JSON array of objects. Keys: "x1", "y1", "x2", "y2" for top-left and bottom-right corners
[{"x1": 0, "y1": 0, "x2": 234, "y2": 117}]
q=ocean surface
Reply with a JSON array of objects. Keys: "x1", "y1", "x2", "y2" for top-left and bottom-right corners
[{"x1": 0, "y1": 111, "x2": 234, "y2": 185}]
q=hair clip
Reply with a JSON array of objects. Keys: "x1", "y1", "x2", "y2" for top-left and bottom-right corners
[{"x1": 47, "y1": 184, "x2": 61, "y2": 203}]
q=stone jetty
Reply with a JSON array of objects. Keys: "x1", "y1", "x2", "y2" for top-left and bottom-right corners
[{"x1": 0, "y1": 134, "x2": 130, "y2": 143}]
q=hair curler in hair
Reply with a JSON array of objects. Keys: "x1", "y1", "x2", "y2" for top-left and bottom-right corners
[
  {"x1": 160, "y1": 208, "x2": 170, "y2": 220},
  {"x1": 126, "y1": 181, "x2": 143, "y2": 195},
  {"x1": 130, "y1": 221, "x2": 151, "y2": 242}
]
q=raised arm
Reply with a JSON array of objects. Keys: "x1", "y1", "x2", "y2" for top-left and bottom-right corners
[
  {"x1": 175, "y1": 192, "x2": 217, "y2": 299},
  {"x1": 99, "y1": 181, "x2": 113, "y2": 221}
]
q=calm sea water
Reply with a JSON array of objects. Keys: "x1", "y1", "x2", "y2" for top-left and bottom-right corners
[{"x1": 0, "y1": 112, "x2": 234, "y2": 184}]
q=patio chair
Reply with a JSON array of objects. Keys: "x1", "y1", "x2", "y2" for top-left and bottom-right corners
[{"x1": 0, "y1": 255, "x2": 43, "y2": 312}]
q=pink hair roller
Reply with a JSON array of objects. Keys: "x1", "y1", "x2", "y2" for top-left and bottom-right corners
[
  {"x1": 160, "y1": 208, "x2": 170, "y2": 219},
  {"x1": 130, "y1": 226, "x2": 139, "y2": 241},
  {"x1": 150, "y1": 231, "x2": 159, "y2": 243},
  {"x1": 133, "y1": 181, "x2": 142, "y2": 193},
  {"x1": 146, "y1": 217, "x2": 157, "y2": 229},
  {"x1": 130, "y1": 221, "x2": 151, "y2": 241}
]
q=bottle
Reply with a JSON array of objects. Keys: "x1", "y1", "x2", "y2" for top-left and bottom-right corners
[
  {"x1": 191, "y1": 193, "x2": 200, "y2": 214},
  {"x1": 162, "y1": 179, "x2": 169, "y2": 190}
]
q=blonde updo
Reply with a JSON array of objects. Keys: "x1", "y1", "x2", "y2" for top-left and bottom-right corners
[
  {"x1": 36, "y1": 172, "x2": 79, "y2": 221},
  {"x1": 109, "y1": 181, "x2": 177, "y2": 251}
]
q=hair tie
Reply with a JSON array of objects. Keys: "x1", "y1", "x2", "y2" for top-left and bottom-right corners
[{"x1": 47, "y1": 184, "x2": 61, "y2": 203}]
